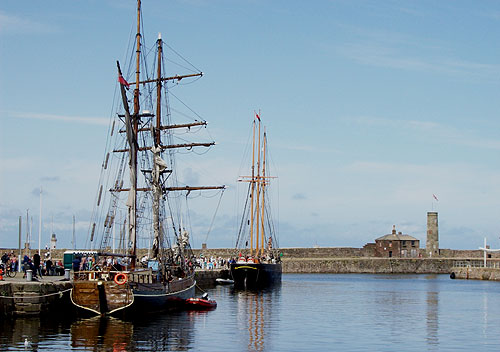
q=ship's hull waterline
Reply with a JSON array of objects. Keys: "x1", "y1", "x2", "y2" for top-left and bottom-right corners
[
  {"x1": 71, "y1": 271, "x2": 195, "y2": 316},
  {"x1": 230, "y1": 263, "x2": 282, "y2": 289}
]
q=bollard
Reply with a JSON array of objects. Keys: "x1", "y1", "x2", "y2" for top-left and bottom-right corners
[
  {"x1": 64, "y1": 269, "x2": 70, "y2": 280},
  {"x1": 26, "y1": 269, "x2": 33, "y2": 281}
]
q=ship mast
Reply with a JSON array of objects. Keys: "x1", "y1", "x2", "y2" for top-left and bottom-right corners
[
  {"x1": 116, "y1": 0, "x2": 224, "y2": 262},
  {"x1": 239, "y1": 114, "x2": 276, "y2": 257},
  {"x1": 128, "y1": 0, "x2": 142, "y2": 264},
  {"x1": 151, "y1": 33, "x2": 163, "y2": 259},
  {"x1": 260, "y1": 129, "x2": 267, "y2": 257},
  {"x1": 255, "y1": 116, "x2": 262, "y2": 255},
  {"x1": 250, "y1": 120, "x2": 256, "y2": 256}
]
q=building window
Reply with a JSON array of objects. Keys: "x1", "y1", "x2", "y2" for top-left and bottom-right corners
[
  {"x1": 389, "y1": 242, "x2": 392, "y2": 247},
  {"x1": 402, "y1": 241, "x2": 406, "y2": 247},
  {"x1": 411, "y1": 241, "x2": 415, "y2": 247}
]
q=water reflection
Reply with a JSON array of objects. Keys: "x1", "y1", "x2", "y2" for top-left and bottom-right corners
[
  {"x1": 71, "y1": 312, "x2": 196, "y2": 351},
  {"x1": 233, "y1": 286, "x2": 281, "y2": 352},
  {"x1": 71, "y1": 316, "x2": 133, "y2": 351},
  {"x1": 426, "y1": 275, "x2": 439, "y2": 349}
]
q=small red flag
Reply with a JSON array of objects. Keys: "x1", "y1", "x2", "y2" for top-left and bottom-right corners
[
  {"x1": 118, "y1": 74, "x2": 130, "y2": 88},
  {"x1": 255, "y1": 113, "x2": 260, "y2": 121}
]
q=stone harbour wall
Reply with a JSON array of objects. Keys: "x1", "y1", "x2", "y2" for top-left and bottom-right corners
[
  {"x1": 195, "y1": 269, "x2": 230, "y2": 287},
  {"x1": 450, "y1": 267, "x2": 500, "y2": 281},
  {"x1": 2, "y1": 247, "x2": 497, "y2": 262},
  {"x1": 281, "y1": 258, "x2": 456, "y2": 274},
  {"x1": 0, "y1": 281, "x2": 73, "y2": 317}
]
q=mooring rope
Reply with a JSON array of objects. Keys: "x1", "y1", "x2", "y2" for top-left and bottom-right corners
[{"x1": 0, "y1": 288, "x2": 72, "y2": 300}]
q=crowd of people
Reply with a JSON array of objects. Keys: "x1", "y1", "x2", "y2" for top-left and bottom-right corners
[
  {"x1": 195, "y1": 255, "x2": 236, "y2": 270},
  {"x1": 71, "y1": 254, "x2": 132, "y2": 272},
  {"x1": 1, "y1": 251, "x2": 64, "y2": 278},
  {"x1": 1, "y1": 252, "x2": 18, "y2": 273}
]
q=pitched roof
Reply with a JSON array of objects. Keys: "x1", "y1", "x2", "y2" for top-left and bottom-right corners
[{"x1": 375, "y1": 233, "x2": 418, "y2": 241}]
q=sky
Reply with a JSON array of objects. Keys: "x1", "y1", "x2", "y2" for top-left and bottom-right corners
[{"x1": 1, "y1": 0, "x2": 500, "y2": 251}]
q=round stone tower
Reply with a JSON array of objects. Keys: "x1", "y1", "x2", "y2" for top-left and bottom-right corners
[{"x1": 426, "y1": 212, "x2": 439, "y2": 257}]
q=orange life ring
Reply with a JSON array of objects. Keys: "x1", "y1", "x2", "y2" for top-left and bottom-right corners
[{"x1": 114, "y1": 273, "x2": 128, "y2": 285}]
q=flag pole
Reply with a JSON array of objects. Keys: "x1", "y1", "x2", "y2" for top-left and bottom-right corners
[{"x1": 38, "y1": 186, "x2": 42, "y2": 255}]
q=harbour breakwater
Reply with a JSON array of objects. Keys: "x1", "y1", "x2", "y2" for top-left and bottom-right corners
[
  {"x1": 281, "y1": 258, "x2": 455, "y2": 274},
  {"x1": 450, "y1": 267, "x2": 500, "y2": 281},
  {"x1": 4, "y1": 246, "x2": 496, "y2": 263}
]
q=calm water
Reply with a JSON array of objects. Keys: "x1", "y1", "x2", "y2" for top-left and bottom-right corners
[{"x1": 1, "y1": 274, "x2": 500, "y2": 351}]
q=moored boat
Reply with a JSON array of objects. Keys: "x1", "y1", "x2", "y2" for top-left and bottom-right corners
[
  {"x1": 230, "y1": 114, "x2": 282, "y2": 290},
  {"x1": 71, "y1": 0, "x2": 224, "y2": 316},
  {"x1": 185, "y1": 297, "x2": 217, "y2": 310},
  {"x1": 215, "y1": 277, "x2": 234, "y2": 285}
]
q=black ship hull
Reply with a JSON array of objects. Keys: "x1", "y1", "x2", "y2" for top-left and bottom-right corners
[{"x1": 230, "y1": 262, "x2": 282, "y2": 289}]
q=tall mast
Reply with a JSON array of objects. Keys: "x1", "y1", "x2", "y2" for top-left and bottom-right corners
[
  {"x1": 260, "y1": 130, "x2": 266, "y2": 256},
  {"x1": 127, "y1": 0, "x2": 142, "y2": 262},
  {"x1": 38, "y1": 186, "x2": 42, "y2": 255},
  {"x1": 151, "y1": 34, "x2": 163, "y2": 259},
  {"x1": 250, "y1": 120, "x2": 256, "y2": 256},
  {"x1": 72, "y1": 215, "x2": 75, "y2": 250},
  {"x1": 26, "y1": 209, "x2": 30, "y2": 257},
  {"x1": 156, "y1": 34, "x2": 162, "y2": 146},
  {"x1": 255, "y1": 117, "x2": 261, "y2": 255},
  {"x1": 134, "y1": 0, "x2": 141, "y2": 116}
]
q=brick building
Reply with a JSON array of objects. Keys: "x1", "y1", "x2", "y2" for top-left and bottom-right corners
[{"x1": 374, "y1": 225, "x2": 420, "y2": 258}]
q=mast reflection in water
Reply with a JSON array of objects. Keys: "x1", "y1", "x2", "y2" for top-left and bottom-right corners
[{"x1": 234, "y1": 286, "x2": 281, "y2": 352}]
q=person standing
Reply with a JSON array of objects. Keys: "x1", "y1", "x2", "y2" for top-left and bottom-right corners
[
  {"x1": 46, "y1": 259, "x2": 53, "y2": 276},
  {"x1": 33, "y1": 253, "x2": 42, "y2": 279},
  {"x1": 72, "y1": 256, "x2": 81, "y2": 272}
]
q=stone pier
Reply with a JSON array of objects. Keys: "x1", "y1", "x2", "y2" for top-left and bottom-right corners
[
  {"x1": 195, "y1": 269, "x2": 230, "y2": 287},
  {"x1": 0, "y1": 278, "x2": 73, "y2": 317},
  {"x1": 450, "y1": 267, "x2": 500, "y2": 281}
]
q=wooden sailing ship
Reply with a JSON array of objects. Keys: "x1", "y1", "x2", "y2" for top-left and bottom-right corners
[
  {"x1": 230, "y1": 114, "x2": 282, "y2": 289},
  {"x1": 71, "y1": 0, "x2": 224, "y2": 316}
]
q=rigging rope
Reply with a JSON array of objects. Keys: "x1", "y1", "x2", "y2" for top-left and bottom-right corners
[
  {"x1": 165, "y1": 43, "x2": 202, "y2": 73},
  {"x1": 203, "y1": 189, "x2": 225, "y2": 245}
]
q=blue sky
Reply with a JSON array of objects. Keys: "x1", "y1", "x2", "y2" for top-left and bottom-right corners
[{"x1": 1, "y1": 0, "x2": 500, "y2": 251}]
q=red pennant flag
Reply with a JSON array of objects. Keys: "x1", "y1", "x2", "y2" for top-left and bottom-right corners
[
  {"x1": 118, "y1": 74, "x2": 130, "y2": 88},
  {"x1": 255, "y1": 113, "x2": 260, "y2": 121}
]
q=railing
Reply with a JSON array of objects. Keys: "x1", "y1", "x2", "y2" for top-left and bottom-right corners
[{"x1": 453, "y1": 260, "x2": 500, "y2": 269}]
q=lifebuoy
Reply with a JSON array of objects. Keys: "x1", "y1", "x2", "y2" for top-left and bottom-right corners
[{"x1": 114, "y1": 273, "x2": 128, "y2": 285}]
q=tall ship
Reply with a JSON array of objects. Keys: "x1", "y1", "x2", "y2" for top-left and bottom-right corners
[
  {"x1": 70, "y1": 0, "x2": 225, "y2": 316},
  {"x1": 230, "y1": 114, "x2": 282, "y2": 289}
]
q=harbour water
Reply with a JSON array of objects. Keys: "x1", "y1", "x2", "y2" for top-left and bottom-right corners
[{"x1": 1, "y1": 273, "x2": 500, "y2": 351}]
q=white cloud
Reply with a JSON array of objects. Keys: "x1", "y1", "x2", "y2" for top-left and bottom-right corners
[
  {"x1": 337, "y1": 42, "x2": 500, "y2": 79},
  {"x1": 0, "y1": 11, "x2": 57, "y2": 35},
  {"x1": 344, "y1": 115, "x2": 500, "y2": 151},
  {"x1": 11, "y1": 112, "x2": 109, "y2": 126}
]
